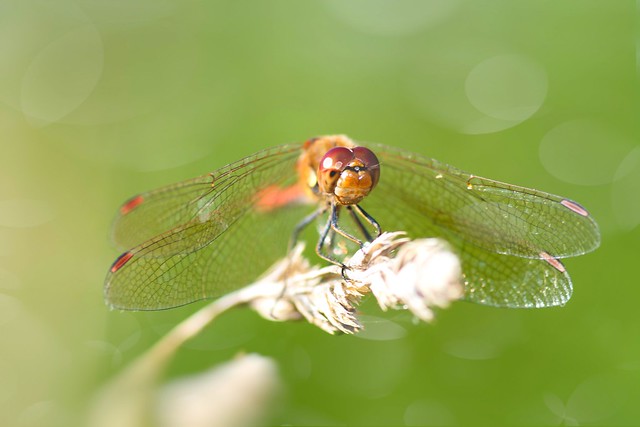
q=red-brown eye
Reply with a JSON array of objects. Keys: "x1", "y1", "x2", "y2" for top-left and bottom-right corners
[
  {"x1": 317, "y1": 146, "x2": 355, "y2": 194},
  {"x1": 352, "y1": 146, "x2": 380, "y2": 189},
  {"x1": 318, "y1": 146, "x2": 355, "y2": 173},
  {"x1": 352, "y1": 147, "x2": 379, "y2": 168}
]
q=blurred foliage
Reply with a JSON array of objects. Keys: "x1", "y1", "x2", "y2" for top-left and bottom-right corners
[{"x1": 0, "y1": 0, "x2": 638, "y2": 426}]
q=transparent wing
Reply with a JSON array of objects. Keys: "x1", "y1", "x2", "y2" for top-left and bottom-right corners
[
  {"x1": 105, "y1": 140, "x2": 599, "y2": 311},
  {"x1": 105, "y1": 144, "x2": 316, "y2": 310},
  {"x1": 460, "y1": 242, "x2": 572, "y2": 308},
  {"x1": 110, "y1": 144, "x2": 303, "y2": 250},
  {"x1": 364, "y1": 143, "x2": 600, "y2": 259},
  {"x1": 360, "y1": 143, "x2": 599, "y2": 308}
]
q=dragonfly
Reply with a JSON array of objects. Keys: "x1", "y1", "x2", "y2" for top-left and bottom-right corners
[{"x1": 104, "y1": 135, "x2": 600, "y2": 311}]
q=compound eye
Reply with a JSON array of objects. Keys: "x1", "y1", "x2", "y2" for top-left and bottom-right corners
[
  {"x1": 319, "y1": 147, "x2": 354, "y2": 173},
  {"x1": 352, "y1": 146, "x2": 380, "y2": 189},
  {"x1": 317, "y1": 146, "x2": 355, "y2": 193},
  {"x1": 352, "y1": 147, "x2": 379, "y2": 169}
]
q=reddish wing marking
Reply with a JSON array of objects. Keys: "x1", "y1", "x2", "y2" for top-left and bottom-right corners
[
  {"x1": 560, "y1": 199, "x2": 589, "y2": 217},
  {"x1": 540, "y1": 251, "x2": 566, "y2": 273},
  {"x1": 110, "y1": 251, "x2": 134, "y2": 273},
  {"x1": 120, "y1": 195, "x2": 144, "y2": 215},
  {"x1": 255, "y1": 184, "x2": 308, "y2": 212}
]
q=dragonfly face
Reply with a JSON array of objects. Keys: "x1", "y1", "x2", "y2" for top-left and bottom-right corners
[
  {"x1": 295, "y1": 135, "x2": 380, "y2": 205},
  {"x1": 316, "y1": 145, "x2": 380, "y2": 205},
  {"x1": 105, "y1": 135, "x2": 600, "y2": 311}
]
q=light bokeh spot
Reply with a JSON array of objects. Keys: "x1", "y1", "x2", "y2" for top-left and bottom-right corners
[
  {"x1": 60, "y1": 24, "x2": 200, "y2": 126},
  {"x1": 539, "y1": 120, "x2": 636, "y2": 186},
  {"x1": 0, "y1": 199, "x2": 54, "y2": 228},
  {"x1": 0, "y1": 1, "x2": 91, "y2": 113},
  {"x1": 408, "y1": 42, "x2": 545, "y2": 134},
  {"x1": 325, "y1": 0, "x2": 459, "y2": 36},
  {"x1": 565, "y1": 374, "x2": 626, "y2": 423},
  {"x1": 465, "y1": 54, "x2": 547, "y2": 121},
  {"x1": 543, "y1": 393, "x2": 566, "y2": 419},
  {"x1": 20, "y1": 25, "x2": 104, "y2": 126},
  {"x1": 612, "y1": 146, "x2": 640, "y2": 230},
  {"x1": 356, "y1": 315, "x2": 408, "y2": 341},
  {"x1": 0, "y1": 0, "x2": 199, "y2": 127}
]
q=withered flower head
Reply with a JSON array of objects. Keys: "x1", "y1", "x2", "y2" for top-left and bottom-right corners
[{"x1": 248, "y1": 232, "x2": 463, "y2": 334}]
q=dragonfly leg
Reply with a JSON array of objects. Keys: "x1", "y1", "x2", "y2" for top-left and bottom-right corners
[
  {"x1": 269, "y1": 206, "x2": 329, "y2": 318},
  {"x1": 330, "y1": 204, "x2": 365, "y2": 248},
  {"x1": 351, "y1": 204, "x2": 382, "y2": 238},
  {"x1": 315, "y1": 211, "x2": 356, "y2": 282},
  {"x1": 346, "y1": 204, "x2": 383, "y2": 242},
  {"x1": 315, "y1": 205, "x2": 348, "y2": 267},
  {"x1": 289, "y1": 206, "x2": 326, "y2": 253},
  {"x1": 315, "y1": 204, "x2": 376, "y2": 284}
]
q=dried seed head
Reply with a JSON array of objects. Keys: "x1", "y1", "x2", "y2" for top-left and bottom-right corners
[
  {"x1": 368, "y1": 237, "x2": 464, "y2": 322},
  {"x1": 245, "y1": 232, "x2": 463, "y2": 334}
]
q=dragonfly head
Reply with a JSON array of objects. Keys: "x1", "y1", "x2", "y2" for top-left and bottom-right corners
[{"x1": 318, "y1": 146, "x2": 380, "y2": 205}]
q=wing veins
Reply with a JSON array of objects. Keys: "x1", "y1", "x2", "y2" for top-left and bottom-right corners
[{"x1": 370, "y1": 144, "x2": 598, "y2": 258}]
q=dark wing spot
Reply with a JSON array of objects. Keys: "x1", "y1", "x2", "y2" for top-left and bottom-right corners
[{"x1": 110, "y1": 251, "x2": 134, "y2": 273}]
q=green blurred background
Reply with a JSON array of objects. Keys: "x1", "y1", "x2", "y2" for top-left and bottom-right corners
[{"x1": 1, "y1": 0, "x2": 638, "y2": 425}]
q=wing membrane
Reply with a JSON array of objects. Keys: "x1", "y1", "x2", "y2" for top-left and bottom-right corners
[
  {"x1": 362, "y1": 183, "x2": 573, "y2": 307},
  {"x1": 360, "y1": 143, "x2": 597, "y2": 307},
  {"x1": 111, "y1": 144, "x2": 303, "y2": 250},
  {"x1": 105, "y1": 144, "x2": 317, "y2": 310},
  {"x1": 364, "y1": 143, "x2": 600, "y2": 259},
  {"x1": 459, "y1": 241, "x2": 572, "y2": 308},
  {"x1": 104, "y1": 204, "x2": 313, "y2": 310}
]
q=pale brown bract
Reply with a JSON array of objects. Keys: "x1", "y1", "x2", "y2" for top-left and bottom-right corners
[{"x1": 248, "y1": 232, "x2": 463, "y2": 334}]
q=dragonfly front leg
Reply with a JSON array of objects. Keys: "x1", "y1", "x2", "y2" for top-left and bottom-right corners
[
  {"x1": 289, "y1": 206, "x2": 326, "y2": 253},
  {"x1": 354, "y1": 204, "x2": 381, "y2": 238},
  {"x1": 346, "y1": 204, "x2": 382, "y2": 242},
  {"x1": 315, "y1": 204, "x2": 348, "y2": 267}
]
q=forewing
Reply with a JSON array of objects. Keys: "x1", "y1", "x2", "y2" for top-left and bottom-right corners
[
  {"x1": 111, "y1": 144, "x2": 303, "y2": 250},
  {"x1": 364, "y1": 143, "x2": 600, "y2": 259},
  {"x1": 105, "y1": 144, "x2": 317, "y2": 310}
]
